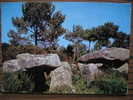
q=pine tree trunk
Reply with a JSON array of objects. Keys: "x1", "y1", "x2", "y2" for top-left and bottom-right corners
[
  {"x1": 34, "y1": 27, "x2": 38, "y2": 46},
  {"x1": 35, "y1": 32, "x2": 38, "y2": 46},
  {"x1": 88, "y1": 41, "x2": 91, "y2": 52},
  {"x1": 73, "y1": 45, "x2": 76, "y2": 63},
  {"x1": 34, "y1": 29, "x2": 38, "y2": 54},
  {"x1": 73, "y1": 50, "x2": 76, "y2": 63}
]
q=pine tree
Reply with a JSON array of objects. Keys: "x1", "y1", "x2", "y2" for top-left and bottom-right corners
[{"x1": 8, "y1": 2, "x2": 66, "y2": 48}]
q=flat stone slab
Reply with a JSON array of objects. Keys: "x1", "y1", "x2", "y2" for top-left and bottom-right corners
[
  {"x1": 79, "y1": 48, "x2": 129, "y2": 63},
  {"x1": 3, "y1": 53, "x2": 61, "y2": 72}
]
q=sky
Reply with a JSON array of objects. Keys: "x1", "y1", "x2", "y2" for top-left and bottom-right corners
[{"x1": 1, "y1": 2, "x2": 132, "y2": 47}]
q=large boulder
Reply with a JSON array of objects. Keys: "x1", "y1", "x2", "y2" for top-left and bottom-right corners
[
  {"x1": 3, "y1": 59, "x2": 24, "y2": 72},
  {"x1": 78, "y1": 63, "x2": 104, "y2": 80},
  {"x1": 78, "y1": 63, "x2": 104, "y2": 87},
  {"x1": 3, "y1": 53, "x2": 61, "y2": 72},
  {"x1": 49, "y1": 62, "x2": 74, "y2": 92},
  {"x1": 79, "y1": 48, "x2": 129, "y2": 68}
]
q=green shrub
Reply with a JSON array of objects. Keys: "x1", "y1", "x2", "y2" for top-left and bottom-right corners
[
  {"x1": 3, "y1": 71, "x2": 35, "y2": 93},
  {"x1": 48, "y1": 85, "x2": 74, "y2": 94},
  {"x1": 93, "y1": 72, "x2": 128, "y2": 95},
  {"x1": 72, "y1": 72, "x2": 127, "y2": 94},
  {"x1": 72, "y1": 74, "x2": 101, "y2": 94},
  {"x1": 72, "y1": 74, "x2": 87, "y2": 94},
  {"x1": 72, "y1": 74, "x2": 95, "y2": 94}
]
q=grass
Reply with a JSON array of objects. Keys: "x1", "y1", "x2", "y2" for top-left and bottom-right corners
[
  {"x1": 92, "y1": 72, "x2": 128, "y2": 95},
  {"x1": 72, "y1": 73, "x2": 99, "y2": 94}
]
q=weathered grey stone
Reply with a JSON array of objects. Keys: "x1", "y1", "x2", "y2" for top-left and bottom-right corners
[
  {"x1": 79, "y1": 48, "x2": 129, "y2": 62},
  {"x1": 78, "y1": 63, "x2": 104, "y2": 87},
  {"x1": 49, "y1": 62, "x2": 73, "y2": 92},
  {"x1": 116, "y1": 63, "x2": 128, "y2": 74},
  {"x1": 79, "y1": 48, "x2": 129, "y2": 68},
  {"x1": 17, "y1": 53, "x2": 61, "y2": 68},
  {"x1": 3, "y1": 53, "x2": 61, "y2": 72},
  {"x1": 3, "y1": 59, "x2": 25, "y2": 72},
  {"x1": 78, "y1": 63, "x2": 103, "y2": 80}
]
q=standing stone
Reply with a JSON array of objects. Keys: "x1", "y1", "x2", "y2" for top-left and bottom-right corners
[
  {"x1": 49, "y1": 62, "x2": 74, "y2": 92},
  {"x1": 78, "y1": 63, "x2": 104, "y2": 87}
]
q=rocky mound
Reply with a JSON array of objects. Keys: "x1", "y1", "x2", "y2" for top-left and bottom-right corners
[{"x1": 79, "y1": 47, "x2": 129, "y2": 68}]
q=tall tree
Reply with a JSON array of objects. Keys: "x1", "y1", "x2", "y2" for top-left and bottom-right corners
[
  {"x1": 112, "y1": 32, "x2": 129, "y2": 48},
  {"x1": 65, "y1": 25, "x2": 85, "y2": 62},
  {"x1": 70, "y1": 22, "x2": 129, "y2": 52},
  {"x1": 8, "y1": 29, "x2": 31, "y2": 46},
  {"x1": 88, "y1": 22, "x2": 129, "y2": 50},
  {"x1": 8, "y1": 2, "x2": 66, "y2": 48},
  {"x1": 81, "y1": 28, "x2": 98, "y2": 52}
]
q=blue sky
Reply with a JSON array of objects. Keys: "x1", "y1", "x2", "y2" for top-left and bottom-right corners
[{"x1": 1, "y1": 2, "x2": 131, "y2": 47}]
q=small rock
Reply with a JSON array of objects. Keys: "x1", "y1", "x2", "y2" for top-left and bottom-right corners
[{"x1": 116, "y1": 63, "x2": 128, "y2": 74}]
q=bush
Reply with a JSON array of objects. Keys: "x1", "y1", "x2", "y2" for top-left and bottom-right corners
[
  {"x1": 48, "y1": 85, "x2": 74, "y2": 94},
  {"x1": 3, "y1": 71, "x2": 35, "y2": 93},
  {"x1": 72, "y1": 74, "x2": 101, "y2": 94},
  {"x1": 72, "y1": 73, "x2": 96, "y2": 94},
  {"x1": 72, "y1": 72, "x2": 127, "y2": 94},
  {"x1": 72, "y1": 74, "x2": 87, "y2": 94},
  {"x1": 93, "y1": 72, "x2": 128, "y2": 95}
]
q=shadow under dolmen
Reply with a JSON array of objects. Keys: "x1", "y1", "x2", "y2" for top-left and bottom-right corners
[{"x1": 26, "y1": 64, "x2": 56, "y2": 92}]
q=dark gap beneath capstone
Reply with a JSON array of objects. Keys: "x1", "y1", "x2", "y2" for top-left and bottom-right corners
[
  {"x1": 26, "y1": 65, "x2": 56, "y2": 92},
  {"x1": 79, "y1": 58, "x2": 127, "y2": 68}
]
